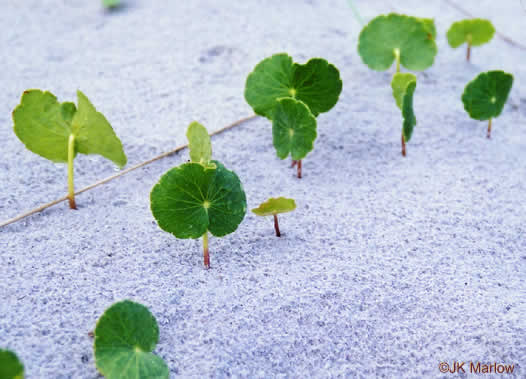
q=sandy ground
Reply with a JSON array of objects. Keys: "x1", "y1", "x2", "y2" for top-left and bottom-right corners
[{"x1": 1, "y1": 0, "x2": 525, "y2": 377}]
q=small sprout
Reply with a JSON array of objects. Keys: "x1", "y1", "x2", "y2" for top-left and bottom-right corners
[
  {"x1": 151, "y1": 123, "x2": 246, "y2": 268},
  {"x1": 186, "y1": 121, "x2": 215, "y2": 168},
  {"x1": 252, "y1": 197, "x2": 296, "y2": 237},
  {"x1": 273, "y1": 98, "x2": 317, "y2": 178},
  {"x1": 12, "y1": 90, "x2": 127, "y2": 209},
  {"x1": 94, "y1": 300, "x2": 169, "y2": 379},
  {"x1": 244, "y1": 53, "x2": 342, "y2": 119},
  {"x1": 0, "y1": 349, "x2": 24, "y2": 379},
  {"x1": 102, "y1": 0, "x2": 121, "y2": 9},
  {"x1": 358, "y1": 13, "x2": 438, "y2": 72},
  {"x1": 447, "y1": 19, "x2": 495, "y2": 62},
  {"x1": 461, "y1": 70, "x2": 514, "y2": 139},
  {"x1": 391, "y1": 73, "x2": 417, "y2": 156}
]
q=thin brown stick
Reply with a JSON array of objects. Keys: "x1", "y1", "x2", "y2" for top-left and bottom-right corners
[
  {"x1": 443, "y1": 0, "x2": 526, "y2": 51},
  {"x1": 297, "y1": 160, "x2": 302, "y2": 179},
  {"x1": 291, "y1": 160, "x2": 297, "y2": 168},
  {"x1": 0, "y1": 114, "x2": 258, "y2": 229},
  {"x1": 466, "y1": 43, "x2": 471, "y2": 62},
  {"x1": 401, "y1": 134, "x2": 406, "y2": 157},
  {"x1": 273, "y1": 214, "x2": 281, "y2": 237},
  {"x1": 487, "y1": 118, "x2": 492, "y2": 139}
]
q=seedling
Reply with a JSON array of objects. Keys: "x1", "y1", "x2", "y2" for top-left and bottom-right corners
[
  {"x1": 358, "y1": 14, "x2": 437, "y2": 73},
  {"x1": 245, "y1": 54, "x2": 341, "y2": 177},
  {"x1": 0, "y1": 349, "x2": 24, "y2": 379},
  {"x1": 102, "y1": 0, "x2": 121, "y2": 9},
  {"x1": 252, "y1": 197, "x2": 296, "y2": 237},
  {"x1": 244, "y1": 53, "x2": 342, "y2": 120},
  {"x1": 94, "y1": 300, "x2": 168, "y2": 379},
  {"x1": 461, "y1": 70, "x2": 513, "y2": 139},
  {"x1": 391, "y1": 73, "x2": 417, "y2": 156},
  {"x1": 447, "y1": 19, "x2": 495, "y2": 61},
  {"x1": 150, "y1": 122, "x2": 246, "y2": 268},
  {"x1": 12, "y1": 90, "x2": 127, "y2": 209},
  {"x1": 272, "y1": 98, "x2": 317, "y2": 178}
]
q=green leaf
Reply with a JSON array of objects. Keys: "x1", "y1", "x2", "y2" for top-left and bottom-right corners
[
  {"x1": 272, "y1": 98, "x2": 317, "y2": 161},
  {"x1": 94, "y1": 300, "x2": 168, "y2": 379},
  {"x1": 358, "y1": 13, "x2": 438, "y2": 71},
  {"x1": 418, "y1": 18, "x2": 437, "y2": 40},
  {"x1": 103, "y1": 0, "x2": 120, "y2": 8},
  {"x1": 461, "y1": 70, "x2": 514, "y2": 121},
  {"x1": 252, "y1": 197, "x2": 296, "y2": 216},
  {"x1": 13, "y1": 90, "x2": 74, "y2": 162},
  {"x1": 402, "y1": 81, "x2": 417, "y2": 142},
  {"x1": 447, "y1": 19, "x2": 495, "y2": 48},
  {"x1": 186, "y1": 122, "x2": 214, "y2": 168},
  {"x1": 72, "y1": 90, "x2": 127, "y2": 168},
  {"x1": 12, "y1": 89, "x2": 127, "y2": 167},
  {"x1": 150, "y1": 161, "x2": 247, "y2": 239},
  {"x1": 391, "y1": 73, "x2": 417, "y2": 141},
  {"x1": 0, "y1": 349, "x2": 24, "y2": 379},
  {"x1": 391, "y1": 73, "x2": 416, "y2": 110},
  {"x1": 244, "y1": 53, "x2": 342, "y2": 119}
]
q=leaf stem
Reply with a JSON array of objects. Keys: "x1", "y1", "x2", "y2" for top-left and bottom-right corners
[
  {"x1": 466, "y1": 42, "x2": 471, "y2": 62},
  {"x1": 67, "y1": 134, "x2": 77, "y2": 209},
  {"x1": 273, "y1": 214, "x2": 281, "y2": 237},
  {"x1": 394, "y1": 48, "x2": 401, "y2": 73},
  {"x1": 291, "y1": 160, "x2": 297, "y2": 168},
  {"x1": 401, "y1": 133, "x2": 406, "y2": 157},
  {"x1": 203, "y1": 231, "x2": 210, "y2": 268},
  {"x1": 346, "y1": 0, "x2": 365, "y2": 26},
  {"x1": 487, "y1": 118, "x2": 492, "y2": 139},
  {"x1": 297, "y1": 160, "x2": 302, "y2": 179}
]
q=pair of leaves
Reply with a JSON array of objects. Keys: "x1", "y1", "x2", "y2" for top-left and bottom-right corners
[
  {"x1": 151, "y1": 123, "x2": 247, "y2": 240},
  {"x1": 94, "y1": 300, "x2": 168, "y2": 379},
  {"x1": 462, "y1": 71, "x2": 514, "y2": 121},
  {"x1": 244, "y1": 53, "x2": 342, "y2": 120},
  {"x1": 13, "y1": 90, "x2": 127, "y2": 167},
  {"x1": 245, "y1": 53, "x2": 342, "y2": 161},
  {"x1": 358, "y1": 13, "x2": 438, "y2": 71},
  {"x1": 391, "y1": 73, "x2": 417, "y2": 142},
  {"x1": 252, "y1": 197, "x2": 296, "y2": 217},
  {"x1": 447, "y1": 19, "x2": 495, "y2": 48},
  {"x1": 0, "y1": 349, "x2": 24, "y2": 379}
]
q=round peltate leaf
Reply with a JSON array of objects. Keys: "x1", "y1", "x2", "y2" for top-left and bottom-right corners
[
  {"x1": 447, "y1": 19, "x2": 495, "y2": 48},
  {"x1": 462, "y1": 71, "x2": 513, "y2": 121},
  {"x1": 94, "y1": 300, "x2": 168, "y2": 379},
  {"x1": 0, "y1": 349, "x2": 24, "y2": 379},
  {"x1": 244, "y1": 53, "x2": 342, "y2": 119},
  {"x1": 272, "y1": 98, "x2": 317, "y2": 161},
  {"x1": 358, "y1": 13, "x2": 438, "y2": 71},
  {"x1": 252, "y1": 197, "x2": 296, "y2": 217},
  {"x1": 151, "y1": 161, "x2": 247, "y2": 239}
]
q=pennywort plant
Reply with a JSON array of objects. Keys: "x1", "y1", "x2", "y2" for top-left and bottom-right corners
[
  {"x1": 252, "y1": 197, "x2": 296, "y2": 237},
  {"x1": 358, "y1": 13, "x2": 437, "y2": 73},
  {"x1": 462, "y1": 70, "x2": 513, "y2": 139},
  {"x1": 150, "y1": 122, "x2": 246, "y2": 268},
  {"x1": 447, "y1": 19, "x2": 495, "y2": 61},
  {"x1": 391, "y1": 73, "x2": 417, "y2": 156},
  {"x1": 0, "y1": 349, "x2": 24, "y2": 379},
  {"x1": 94, "y1": 300, "x2": 169, "y2": 379},
  {"x1": 245, "y1": 53, "x2": 342, "y2": 178},
  {"x1": 12, "y1": 90, "x2": 127, "y2": 209}
]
